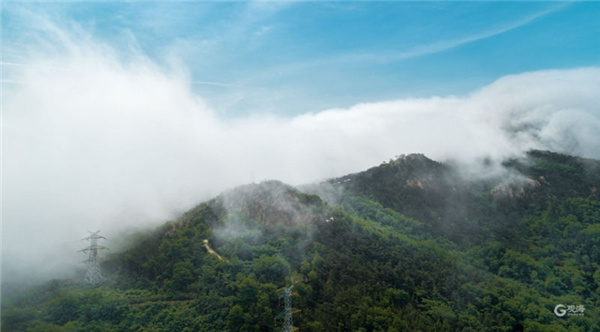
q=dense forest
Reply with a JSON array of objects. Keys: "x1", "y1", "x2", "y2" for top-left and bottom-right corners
[{"x1": 2, "y1": 150, "x2": 599, "y2": 331}]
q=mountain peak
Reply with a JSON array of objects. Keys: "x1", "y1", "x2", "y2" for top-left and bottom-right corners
[{"x1": 215, "y1": 180, "x2": 324, "y2": 227}]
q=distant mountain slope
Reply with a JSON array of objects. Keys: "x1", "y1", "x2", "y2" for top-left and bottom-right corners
[
  {"x1": 2, "y1": 150, "x2": 599, "y2": 331},
  {"x1": 317, "y1": 153, "x2": 478, "y2": 242},
  {"x1": 316, "y1": 150, "x2": 600, "y2": 244}
]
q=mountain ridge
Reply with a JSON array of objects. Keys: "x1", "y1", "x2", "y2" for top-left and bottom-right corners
[{"x1": 2, "y1": 150, "x2": 599, "y2": 331}]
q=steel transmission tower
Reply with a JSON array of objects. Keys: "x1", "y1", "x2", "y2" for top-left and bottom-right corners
[
  {"x1": 282, "y1": 285, "x2": 294, "y2": 332},
  {"x1": 80, "y1": 230, "x2": 108, "y2": 286},
  {"x1": 276, "y1": 281, "x2": 300, "y2": 332}
]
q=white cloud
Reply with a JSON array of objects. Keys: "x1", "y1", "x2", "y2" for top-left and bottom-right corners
[{"x1": 2, "y1": 19, "x2": 599, "y2": 283}]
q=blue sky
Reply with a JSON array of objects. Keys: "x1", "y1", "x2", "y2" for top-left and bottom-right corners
[{"x1": 3, "y1": 1, "x2": 599, "y2": 116}]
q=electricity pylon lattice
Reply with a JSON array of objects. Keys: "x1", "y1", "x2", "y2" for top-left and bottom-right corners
[
  {"x1": 80, "y1": 230, "x2": 108, "y2": 286},
  {"x1": 282, "y1": 285, "x2": 294, "y2": 332},
  {"x1": 276, "y1": 282, "x2": 300, "y2": 332}
]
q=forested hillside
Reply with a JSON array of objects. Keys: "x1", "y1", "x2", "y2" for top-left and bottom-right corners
[{"x1": 2, "y1": 150, "x2": 599, "y2": 331}]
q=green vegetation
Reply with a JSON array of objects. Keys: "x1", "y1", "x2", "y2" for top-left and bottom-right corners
[{"x1": 2, "y1": 151, "x2": 599, "y2": 331}]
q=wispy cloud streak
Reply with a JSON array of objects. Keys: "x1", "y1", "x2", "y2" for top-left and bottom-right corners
[
  {"x1": 0, "y1": 62, "x2": 26, "y2": 67},
  {"x1": 383, "y1": 3, "x2": 569, "y2": 61},
  {"x1": 255, "y1": 3, "x2": 570, "y2": 85},
  {"x1": 190, "y1": 81, "x2": 244, "y2": 88},
  {"x1": 317, "y1": 3, "x2": 570, "y2": 66}
]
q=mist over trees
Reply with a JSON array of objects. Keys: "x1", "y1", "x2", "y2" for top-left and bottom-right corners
[{"x1": 2, "y1": 150, "x2": 599, "y2": 331}]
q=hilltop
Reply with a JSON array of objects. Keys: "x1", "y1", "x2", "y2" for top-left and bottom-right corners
[{"x1": 2, "y1": 150, "x2": 599, "y2": 331}]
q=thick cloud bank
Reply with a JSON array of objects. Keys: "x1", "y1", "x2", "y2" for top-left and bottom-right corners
[{"x1": 3, "y1": 32, "x2": 599, "y2": 282}]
